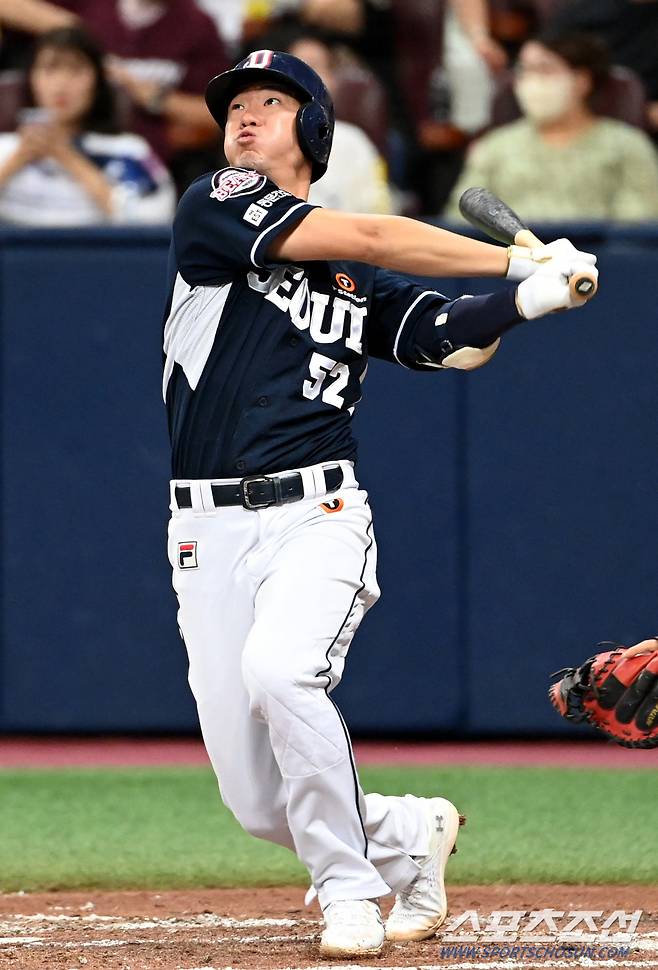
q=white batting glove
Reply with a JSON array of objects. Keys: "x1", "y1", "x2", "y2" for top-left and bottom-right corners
[
  {"x1": 515, "y1": 259, "x2": 599, "y2": 320},
  {"x1": 506, "y1": 238, "x2": 597, "y2": 282}
]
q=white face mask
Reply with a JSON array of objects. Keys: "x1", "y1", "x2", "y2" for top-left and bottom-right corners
[{"x1": 514, "y1": 73, "x2": 576, "y2": 124}]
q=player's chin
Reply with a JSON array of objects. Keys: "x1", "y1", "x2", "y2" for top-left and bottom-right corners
[{"x1": 232, "y1": 147, "x2": 264, "y2": 171}]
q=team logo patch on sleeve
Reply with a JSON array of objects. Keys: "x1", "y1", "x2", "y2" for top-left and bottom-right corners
[
  {"x1": 209, "y1": 168, "x2": 267, "y2": 203},
  {"x1": 178, "y1": 541, "x2": 198, "y2": 568}
]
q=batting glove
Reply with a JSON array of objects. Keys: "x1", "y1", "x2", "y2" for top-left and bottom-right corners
[
  {"x1": 515, "y1": 259, "x2": 599, "y2": 320},
  {"x1": 506, "y1": 237, "x2": 597, "y2": 282}
]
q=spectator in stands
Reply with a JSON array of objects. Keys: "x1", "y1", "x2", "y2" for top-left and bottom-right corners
[
  {"x1": 0, "y1": 0, "x2": 77, "y2": 70},
  {"x1": 287, "y1": 32, "x2": 392, "y2": 213},
  {"x1": 444, "y1": 0, "x2": 507, "y2": 135},
  {"x1": 195, "y1": 0, "x2": 244, "y2": 56},
  {"x1": 0, "y1": 0, "x2": 74, "y2": 34},
  {"x1": 548, "y1": 0, "x2": 658, "y2": 138},
  {"x1": 446, "y1": 31, "x2": 658, "y2": 221},
  {"x1": 254, "y1": 1, "x2": 401, "y2": 128},
  {"x1": 0, "y1": 27, "x2": 176, "y2": 225},
  {"x1": 0, "y1": 0, "x2": 230, "y2": 190}
]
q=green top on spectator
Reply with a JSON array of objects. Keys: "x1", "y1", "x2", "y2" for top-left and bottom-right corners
[{"x1": 447, "y1": 116, "x2": 658, "y2": 222}]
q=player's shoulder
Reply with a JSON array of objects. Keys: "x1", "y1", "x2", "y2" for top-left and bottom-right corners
[
  {"x1": 185, "y1": 167, "x2": 277, "y2": 203},
  {"x1": 176, "y1": 166, "x2": 285, "y2": 221}
]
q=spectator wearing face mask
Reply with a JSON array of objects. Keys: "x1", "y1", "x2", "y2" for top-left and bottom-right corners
[
  {"x1": 548, "y1": 0, "x2": 658, "y2": 138},
  {"x1": 445, "y1": 30, "x2": 658, "y2": 222}
]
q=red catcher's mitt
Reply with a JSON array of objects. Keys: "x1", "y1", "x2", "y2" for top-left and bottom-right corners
[{"x1": 549, "y1": 645, "x2": 658, "y2": 748}]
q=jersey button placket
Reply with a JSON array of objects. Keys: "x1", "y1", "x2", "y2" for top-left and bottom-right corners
[
  {"x1": 236, "y1": 460, "x2": 246, "y2": 473},
  {"x1": 258, "y1": 396, "x2": 269, "y2": 407}
]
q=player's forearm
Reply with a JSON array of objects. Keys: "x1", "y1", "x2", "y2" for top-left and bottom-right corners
[
  {"x1": 273, "y1": 209, "x2": 509, "y2": 277},
  {"x1": 365, "y1": 214, "x2": 509, "y2": 278}
]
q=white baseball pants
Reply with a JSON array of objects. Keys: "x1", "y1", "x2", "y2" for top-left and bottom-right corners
[{"x1": 168, "y1": 460, "x2": 431, "y2": 908}]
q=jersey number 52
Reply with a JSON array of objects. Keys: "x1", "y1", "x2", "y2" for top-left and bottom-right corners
[{"x1": 303, "y1": 353, "x2": 349, "y2": 409}]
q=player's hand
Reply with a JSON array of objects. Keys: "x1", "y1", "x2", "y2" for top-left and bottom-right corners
[
  {"x1": 507, "y1": 238, "x2": 597, "y2": 282},
  {"x1": 515, "y1": 258, "x2": 599, "y2": 319}
]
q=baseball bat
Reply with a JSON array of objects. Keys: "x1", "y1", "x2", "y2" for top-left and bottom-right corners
[{"x1": 458, "y1": 186, "x2": 598, "y2": 300}]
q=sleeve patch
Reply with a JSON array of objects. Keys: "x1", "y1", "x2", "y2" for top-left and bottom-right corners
[
  {"x1": 209, "y1": 168, "x2": 267, "y2": 202},
  {"x1": 243, "y1": 203, "x2": 268, "y2": 226}
]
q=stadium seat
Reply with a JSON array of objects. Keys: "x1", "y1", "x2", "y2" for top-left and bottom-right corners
[
  {"x1": 530, "y1": 0, "x2": 570, "y2": 25},
  {"x1": 332, "y1": 60, "x2": 389, "y2": 156},
  {"x1": 0, "y1": 71, "x2": 27, "y2": 132},
  {"x1": 491, "y1": 64, "x2": 648, "y2": 129},
  {"x1": 390, "y1": 0, "x2": 447, "y2": 126},
  {"x1": 489, "y1": 0, "x2": 538, "y2": 45}
]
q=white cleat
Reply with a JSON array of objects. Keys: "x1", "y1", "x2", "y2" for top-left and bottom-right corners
[
  {"x1": 319, "y1": 898, "x2": 385, "y2": 958},
  {"x1": 385, "y1": 796, "x2": 465, "y2": 942}
]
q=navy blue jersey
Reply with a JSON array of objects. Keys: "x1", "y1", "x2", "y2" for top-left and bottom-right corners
[{"x1": 162, "y1": 166, "x2": 515, "y2": 479}]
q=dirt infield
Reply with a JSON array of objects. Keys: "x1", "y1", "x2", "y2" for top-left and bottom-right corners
[{"x1": 1, "y1": 885, "x2": 656, "y2": 970}]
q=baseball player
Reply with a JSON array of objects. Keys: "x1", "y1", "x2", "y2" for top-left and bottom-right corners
[{"x1": 163, "y1": 50, "x2": 598, "y2": 958}]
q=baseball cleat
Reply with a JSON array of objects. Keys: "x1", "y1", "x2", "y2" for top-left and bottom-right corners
[
  {"x1": 385, "y1": 796, "x2": 465, "y2": 942},
  {"x1": 319, "y1": 898, "x2": 385, "y2": 958}
]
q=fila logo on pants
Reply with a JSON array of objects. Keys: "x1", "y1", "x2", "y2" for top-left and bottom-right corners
[{"x1": 178, "y1": 541, "x2": 198, "y2": 568}]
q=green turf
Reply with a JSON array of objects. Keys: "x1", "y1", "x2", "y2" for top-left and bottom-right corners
[{"x1": 0, "y1": 764, "x2": 655, "y2": 891}]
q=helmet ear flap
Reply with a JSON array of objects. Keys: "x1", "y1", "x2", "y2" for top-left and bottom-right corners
[{"x1": 296, "y1": 100, "x2": 333, "y2": 181}]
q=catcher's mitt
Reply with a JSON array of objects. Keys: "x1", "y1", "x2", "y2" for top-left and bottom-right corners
[{"x1": 549, "y1": 644, "x2": 658, "y2": 749}]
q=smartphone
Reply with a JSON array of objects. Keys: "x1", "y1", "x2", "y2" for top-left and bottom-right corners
[{"x1": 16, "y1": 107, "x2": 53, "y2": 127}]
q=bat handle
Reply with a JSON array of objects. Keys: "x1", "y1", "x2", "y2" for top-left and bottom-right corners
[
  {"x1": 513, "y1": 229, "x2": 598, "y2": 302},
  {"x1": 514, "y1": 228, "x2": 543, "y2": 249},
  {"x1": 569, "y1": 270, "x2": 598, "y2": 301}
]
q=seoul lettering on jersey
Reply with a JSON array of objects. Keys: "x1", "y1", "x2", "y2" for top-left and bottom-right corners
[
  {"x1": 247, "y1": 266, "x2": 366, "y2": 355},
  {"x1": 162, "y1": 167, "x2": 451, "y2": 479}
]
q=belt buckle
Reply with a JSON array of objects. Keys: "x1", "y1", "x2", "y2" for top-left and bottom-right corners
[{"x1": 241, "y1": 475, "x2": 274, "y2": 510}]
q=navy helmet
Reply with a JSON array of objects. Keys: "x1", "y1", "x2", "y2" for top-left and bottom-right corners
[{"x1": 205, "y1": 50, "x2": 334, "y2": 183}]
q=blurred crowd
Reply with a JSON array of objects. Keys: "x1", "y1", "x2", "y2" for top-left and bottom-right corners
[{"x1": 0, "y1": 0, "x2": 657, "y2": 226}]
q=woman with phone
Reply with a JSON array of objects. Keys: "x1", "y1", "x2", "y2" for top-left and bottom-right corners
[{"x1": 0, "y1": 26, "x2": 176, "y2": 225}]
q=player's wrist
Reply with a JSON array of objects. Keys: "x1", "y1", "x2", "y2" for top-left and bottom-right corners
[{"x1": 506, "y1": 244, "x2": 549, "y2": 282}]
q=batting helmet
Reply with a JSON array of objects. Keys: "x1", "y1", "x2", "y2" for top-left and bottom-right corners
[{"x1": 205, "y1": 50, "x2": 334, "y2": 182}]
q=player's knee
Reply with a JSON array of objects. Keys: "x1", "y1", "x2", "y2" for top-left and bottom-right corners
[
  {"x1": 220, "y1": 787, "x2": 283, "y2": 841},
  {"x1": 241, "y1": 649, "x2": 285, "y2": 710},
  {"x1": 232, "y1": 804, "x2": 281, "y2": 841},
  {"x1": 241, "y1": 636, "x2": 312, "y2": 713}
]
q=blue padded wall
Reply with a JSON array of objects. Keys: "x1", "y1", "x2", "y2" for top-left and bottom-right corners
[
  {"x1": 0, "y1": 230, "x2": 194, "y2": 730},
  {"x1": 0, "y1": 225, "x2": 656, "y2": 735}
]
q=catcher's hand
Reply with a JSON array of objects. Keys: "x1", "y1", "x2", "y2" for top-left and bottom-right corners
[{"x1": 549, "y1": 644, "x2": 658, "y2": 749}]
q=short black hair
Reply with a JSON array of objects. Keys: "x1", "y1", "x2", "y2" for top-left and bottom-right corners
[
  {"x1": 29, "y1": 26, "x2": 119, "y2": 133},
  {"x1": 533, "y1": 29, "x2": 611, "y2": 93}
]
